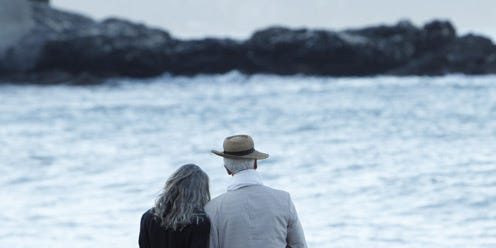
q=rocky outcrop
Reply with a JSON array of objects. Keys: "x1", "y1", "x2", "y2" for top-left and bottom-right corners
[
  {"x1": 0, "y1": 0, "x2": 33, "y2": 58},
  {"x1": 0, "y1": 2, "x2": 495, "y2": 83},
  {"x1": 30, "y1": 0, "x2": 49, "y2": 4}
]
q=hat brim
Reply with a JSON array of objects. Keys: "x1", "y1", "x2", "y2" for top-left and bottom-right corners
[{"x1": 211, "y1": 149, "x2": 269, "y2": 160}]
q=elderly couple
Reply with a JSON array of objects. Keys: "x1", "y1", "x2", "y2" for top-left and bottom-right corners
[{"x1": 139, "y1": 134, "x2": 307, "y2": 248}]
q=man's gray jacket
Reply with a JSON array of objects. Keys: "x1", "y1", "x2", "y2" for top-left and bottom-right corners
[{"x1": 205, "y1": 184, "x2": 307, "y2": 248}]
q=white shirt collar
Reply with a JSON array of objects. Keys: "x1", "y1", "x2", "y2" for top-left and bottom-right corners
[{"x1": 227, "y1": 169, "x2": 263, "y2": 191}]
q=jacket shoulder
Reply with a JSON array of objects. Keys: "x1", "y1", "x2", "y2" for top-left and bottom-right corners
[
  {"x1": 262, "y1": 185, "x2": 290, "y2": 195},
  {"x1": 206, "y1": 186, "x2": 292, "y2": 209},
  {"x1": 255, "y1": 185, "x2": 292, "y2": 201},
  {"x1": 141, "y1": 208, "x2": 154, "y2": 221},
  {"x1": 205, "y1": 194, "x2": 226, "y2": 212}
]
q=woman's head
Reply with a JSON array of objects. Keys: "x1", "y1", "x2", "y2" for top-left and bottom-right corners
[{"x1": 153, "y1": 164, "x2": 210, "y2": 230}]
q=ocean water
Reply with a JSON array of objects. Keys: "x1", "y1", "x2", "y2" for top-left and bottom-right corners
[{"x1": 1, "y1": 73, "x2": 496, "y2": 247}]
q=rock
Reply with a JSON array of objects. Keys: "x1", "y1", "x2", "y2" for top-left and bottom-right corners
[
  {"x1": 0, "y1": 0, "x2": 33, "y2": 60},
  {"x1": 167, "y1": 38, "x2": 244, "y2": 74},
  {"x1": 1, "y1": 2, "x2": 94, "y2": 75},
  {"x1": 241, "y1": 20, "x2": 455, "y2": 76},
  {"x1": 36, "y1": 18, "x2": 174, "y2": 78},
  {"x1": 391, "y1": 34, "x2": 496, "y2": 75},
  {"x1": 243, "y1": 27, "x2": 351, "y2": 75},
  {"x1": 0, "y1": 2, "x2": 495, "y2": 83},
  {"x1": 30, "y1": 0, "x2": 49, "y2": 4}
]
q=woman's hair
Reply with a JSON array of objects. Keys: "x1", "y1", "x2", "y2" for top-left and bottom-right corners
[
  {"x1": 153, "y1": 164, "x2": 210, "y2": 231},
  {"x1": 224, "y1": 158, "x2": 255, "y2": 174}
]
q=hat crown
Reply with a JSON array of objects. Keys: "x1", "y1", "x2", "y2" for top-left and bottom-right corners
[
  {"x1": 223, "y1": 135, "x2": 254, "y2": 152},
  {"x1": 212, "y1": 134, "x2": 268, "y2": 160}
]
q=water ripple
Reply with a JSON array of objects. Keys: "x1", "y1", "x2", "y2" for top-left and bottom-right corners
[{"x1": 2, "y1": 74, "x2": 496, "y2": 247}]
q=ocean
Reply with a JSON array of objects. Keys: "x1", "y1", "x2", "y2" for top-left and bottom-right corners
[{"x1": 1, "y1": 73, "x2": 496, "y2": 247}]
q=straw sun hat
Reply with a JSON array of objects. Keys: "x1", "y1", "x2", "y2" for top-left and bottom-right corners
[{"x1": 211, "y1": 134, "x2": 269, "y2": 160}]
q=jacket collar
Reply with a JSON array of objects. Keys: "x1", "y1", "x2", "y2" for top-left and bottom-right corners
[{"x1": 227, "y1": 169, "x2": 263, "y2": 191}]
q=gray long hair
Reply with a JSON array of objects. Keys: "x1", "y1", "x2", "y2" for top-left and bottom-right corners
[{"x1": 152, "y1": 164, "x2": 210, "y2": 231}]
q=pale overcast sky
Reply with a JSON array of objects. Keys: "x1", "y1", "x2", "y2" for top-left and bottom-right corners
[{"x1": 52, "y1": 0, "x2": 496, "y2": 39}]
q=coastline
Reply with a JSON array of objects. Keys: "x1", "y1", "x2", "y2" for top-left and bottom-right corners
[{"x1": 0, "y1": 1, "x2": 495, "y2": 84}]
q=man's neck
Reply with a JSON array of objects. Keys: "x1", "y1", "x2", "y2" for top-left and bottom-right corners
[{"x1": 227, "y1": 169, "x2": 263, "y2": 191}]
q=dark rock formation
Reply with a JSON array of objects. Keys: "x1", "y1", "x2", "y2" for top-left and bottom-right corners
[
  {"x1": 1, "y1": 3, "x2": 495, "y2": 83},
  {"x1": 30, "y1": 0, "x2": 49, "y2": 4}
]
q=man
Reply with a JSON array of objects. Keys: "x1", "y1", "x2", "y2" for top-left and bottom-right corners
[{"x1": 205, "y1": 134, "x2": 307, "y2": 248}]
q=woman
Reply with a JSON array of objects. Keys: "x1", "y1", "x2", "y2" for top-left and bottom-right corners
[{"x1": 139, "y1": 164, "x2": 211, "y2": 248}]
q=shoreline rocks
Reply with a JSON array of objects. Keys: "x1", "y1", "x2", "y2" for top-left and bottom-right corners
[
  {"x1": 0, "y1": 0, "x2": 33, "y2": 58},
  {"x1": 1, "y1": 2, "x2": 495, "y2": 84}
]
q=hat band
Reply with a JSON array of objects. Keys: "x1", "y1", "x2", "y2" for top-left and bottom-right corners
[{"x1": 223, "y1": 148, "x2": 255, "y2": 156}]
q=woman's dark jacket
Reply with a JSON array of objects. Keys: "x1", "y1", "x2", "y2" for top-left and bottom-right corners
[{"x1": 139, "y1": 209, "x2": 210, "y2": 248}]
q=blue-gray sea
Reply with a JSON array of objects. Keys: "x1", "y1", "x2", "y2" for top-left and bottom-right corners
[{"x1": 1, "y1": 73, "x2": 496, "y2": 247}]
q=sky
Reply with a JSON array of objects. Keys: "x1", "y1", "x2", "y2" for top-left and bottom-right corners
[{"x1": 52, "y1": 0, "x2": 496, "y2": 40}]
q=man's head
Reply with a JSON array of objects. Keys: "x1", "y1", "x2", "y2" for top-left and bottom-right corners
[
  {"x1": 223, "y1": 158, "x2": 257, "y2": 175},
  {"x1": 212, "y1": 134, "x2": 269, "y2": 160},
  {"x1": 212, "y1": 134, "x2": 268, "y2": 175}
]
